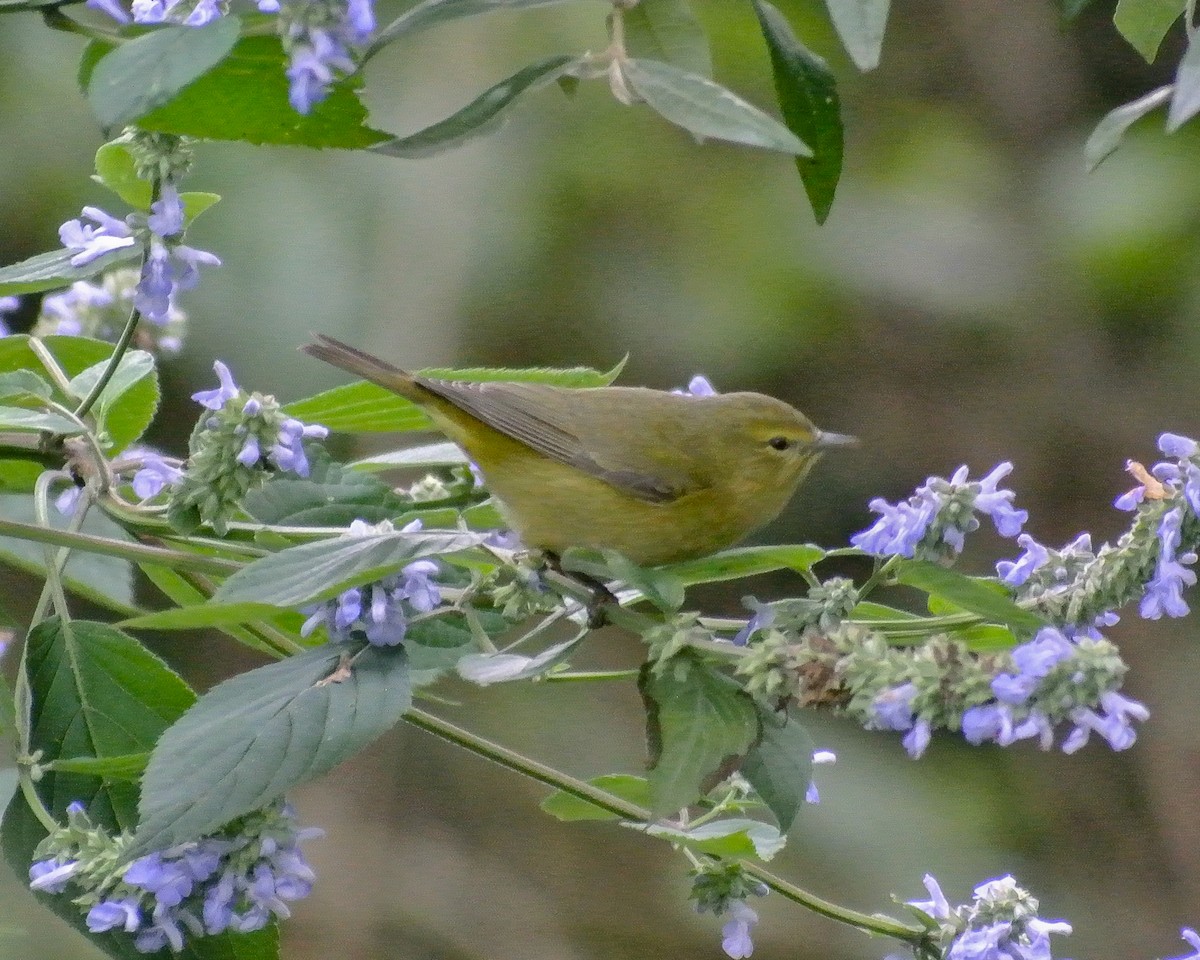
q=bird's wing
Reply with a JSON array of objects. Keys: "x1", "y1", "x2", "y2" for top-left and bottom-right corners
[{"x1": 414, "y1": 377, "x2": 691, "y2": 503}]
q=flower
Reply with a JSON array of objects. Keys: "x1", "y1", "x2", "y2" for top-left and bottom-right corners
[
  {"x1": 991, "y1": 628, "x2": 1074, "y2": 705},
  {"x1": 286, "y1": 28, "x2": 356, "y2": 113},
  {"x1": 996, "y1": 533, "x2": 1049, "y2": 587},
  {"x1": 907, "y1": 873, "x2": 951, "y2": 921},
  {"x1": 29, "y1": 859, "x2": 79, "y2": 893},
  {"x1": 86, "y1": 898, "x2": 142, "y2": 933},
  {"x1": 1062, "y1": 690, "x2": 1149, "y2": 753},
  {"x1": 1168, "y1": 927, "x2": 1200, "y2": 960},
  {"x1": 806, "y1": 749, "x2": 836, "y2": 804},
  {"x1": 192, "y1": 360, "x2": 240, "y2": 410},
  {"x1": 721, "y1": 901, "x2": 758, "y2": 959},
  {"x1": 59, "y1": 207, "x2": 136, "y2": 266},
  {"x1": 732, "y1": 600, "x2": 775, "y2": 647},
  {"x1": 269, "y1": 418, "x2": 329, "y2": 478},
  {"x1": 131, "y1": 453, "x2": 184, "y2": 499},
  {"x1": 870, "y1": 682, "x2": 917, "y2": 731},
  {"x1": 673, "y1": 374, "x2": 718, "y2": 397},
  {"x1": 0, "y1": 295, "x2": 18, "y2": 336}
]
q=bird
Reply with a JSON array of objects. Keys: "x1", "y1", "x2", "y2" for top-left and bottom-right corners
[{"x1": 302, "y1": 335, "x2": 853, "y2": 566}]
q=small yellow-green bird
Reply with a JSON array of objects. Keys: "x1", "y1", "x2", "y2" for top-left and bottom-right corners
[{"x1": 303, "y1": 335, "x2": 853, "y2": 566}]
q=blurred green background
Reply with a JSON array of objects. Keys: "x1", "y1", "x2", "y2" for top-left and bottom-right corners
[{"x1": 2, "y1": 1, "x2": 1200, "y2": 957}]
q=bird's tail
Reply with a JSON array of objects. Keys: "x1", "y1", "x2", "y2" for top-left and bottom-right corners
[{"x1": 301, "y1": 334, "x2": 421, "y2": 399}]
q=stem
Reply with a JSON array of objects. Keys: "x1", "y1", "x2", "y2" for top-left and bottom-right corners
[
  {"x1": 26, "y1": 338, "x2": 75, "y2": 396},
  {"x1": 18, "y1": 770, "x2": 59, "y2": 834},
  {"x1": 857, "y1": 555, "x2": 900, "y2": 600},
  {"x1": 405, "y1": 707, "x2": 927, "y2": 946},
  {"x1": 0, "y1": 517, "x2": 241, "y2": 576},
  {"x1": 542, "y1": 669, "x2": 641, "y2": 682}
]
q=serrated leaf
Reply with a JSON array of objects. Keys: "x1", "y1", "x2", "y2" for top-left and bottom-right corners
[
  {"x1": 243, "y1": 458, "x2": 409, "y2": 526},
  {"x1": 350, "y1": 441, "x2": 469, "y2": 472},
  {"x1": 23, "y1": 618, "x2": 194, "y2": 828},
  {"x1": 88, "y1": 18, "x2": 242, "y2": 128},
  {"x1": 370, "y1": 0, "x2": 592, "y2": 51},
  {"x1": 134, "y1": 644, "x2": 410, "y2": 851},
  {"x1": 67, "y1": 349, "x2": 154, "y2": 417},
  {"x1": 624, "y1": 0, "x2": 712, "y2": 78},
  {"x1": 456, "y1": 627, "x2": 588, "y2": 685},
  {"x1": 126, "y1": 34, "x2": 389, "y2": 148},
  {"x1": 371, "y1": 56, "x2": 576, "y2": 158},
  {"x1": 1169, "y1": 39, "x2": 1200, "y2": 129},
  {"x1": 641, "y1": 817, "x2": 786, "y2": 859},
  {"x1": 622, "y1": 58, "x2": 811, "y2": 155},
  {"x1": 661, "y1": 543, "x2": 825, "y2": 586},
  {"x1": 741, "y1": 710, "x2": 813, "y2": 832},
  {"x1": 0, "y1": 246, "x2": 142, "y2": 297},
  {"x1": 93, "y1": 141, "x2": 153, "y2": 209},
  {"x1": 540, "y1": 774, "x2": 652, "y2": 821},
  {"x1": 754, "y1": 1, "x2": 843, "y2": 223},
  {"x1": 213, "y1": 529, "x2": 487, "y2": 608},
  {"x1": 1113, "y1": 0, "x2": 1184, "y2": 62},
  {"x1": 893, "y1": 559, "x2": 1044, "y2": 634},
  {"x1": 1085, "y1": 85, "x2": 1173, "y2": 170},
  {"x1": 640, "y1": 657, "x2": 759, "y2": 815},
  {"x1": 822, "y1": 0, "x2": 890, "y2": 71}
]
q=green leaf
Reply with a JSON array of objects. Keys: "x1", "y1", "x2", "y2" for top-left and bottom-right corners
[
  {"x1": 456, "y1": 627, "x2": 588, "y2": 685},
  {"x1": 87, "y1": 18, "x2": 242, "y2": 128},
  {"x1": 623, "y1": 0, "x2": 712, "y2": 78},
  {"x1": 0, "y1": 370, "x2": 52, "y2": 401},
  {"x1": 753, "y1": 1, "x2": 843, "y2": 223},
  {"x1": 370, "y1": 0, "x2": 593, "y2": 51},
  {"x1": 134, "y1": 644, "x2": 411, "y2": 851},
  {"x1": 23, "y1": 617, "x2": 194, "y2": 828},
  {"x1": 641, "y1": 817, "x2": 786, "y2": 859},
  {"x1": 49, "y1": 752, "x2": 149, "y2": 780},
  {"x1": 601, "y1": 550, "x2": 684, "y2": 612},
  {"x1": 0, "y1": 407, "x2": 81, "y2": 434},
  {"x1": 92, "y1": 141, "x2": 153, "y2": 209},
  {"x1": 622, "y1": 58, "x2": 811, "y2": 155},
  {"x1": 893, "y1": 560, "x2": 1044, "y2": 634},
  {"x1": 349, "y1": 440, "x2": 469, "y2": 472},
  {"x1": 640, "y1": 656, "x2": 759, "y2": 815},
  {"x1": 67, "y1": 349, "x2": 155, "y2": 416},
  {"x1": 822, "y1": 0, "x2": 890, "y2": 71},
  {"x1": 130, "y1": 35, "x2": 389, "y2": 149},
  {"x1": 1113, "y1": 0, "x2": 1184, "y2": 61},
  {"x1": 540, "y1": 774, "x2": 652, "y2": 821},
  {"x1": 371, "y1": 56, "x2": 576, "y2": 158},
  {"x1": 0, "y1": 246, "x2": 142, "y2": 297},
  {"x1": 952, "y1": 623, "x2": 1017, "y2": 652},
  {"x1": 1169, "y1": 39, "x2": 1200, "y2": 130},
  {"x1": 288, "y1": 356, "x2": 627, "y2": 432},
  {"x1": 120, "y1": 601, "x2": 290, "y2": 631},
  {"x1": 849, "y1": 600, "x2": 918, "y2": 621},
  {"x1": 1085, "y1": 85, "x2": 1173, "y2": 170},
  {"x1": 740, "y1": 709, "x2": 813, "y2": 832},
  {"x1": 181, "y1": 191, "x2": 222, "y2": 222},
  {"x1": 661, "y1": 543, "x2": 825, "y2": 586},
  {"x1": 242, "y1": 458, "x2": 410, "y2": 526},
  {"x1": 213, "y1": 529, "x2": 487, "y2": 608}
]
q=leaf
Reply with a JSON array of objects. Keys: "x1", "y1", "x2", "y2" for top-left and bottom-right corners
[
  {"x1": 0, "y1": 407, "x2": 81, "y2": 434},
  {"x1": 50, "y1": 752, "x2": 149, "y2": 780},
  {"x1": 181, "y1": 191, "x2": 222, "y2": 222},
  {"x1": 87, "y1": 18, "x2": 242, "y2": 128},
  {"x1": 602, "y1": 550, "x2": 684, "y2": 612},
  {"x1": 892, "y1": 560, "x2": 1044, "y2": 634},
  {"x1": 753, "y1": 1, "x2": 843, "y2": 223},
  {"x1": 622, "y1": 58, "x2": 811, "y2": 155},
  {"x1": 0, "y1": 370, "x2": 52, "y2": 401},
  {"x1": 456, "y1": 628, "x2": 588, "y2": 685},
  {"x1": 242, "y1": 458, "x2": 409, "y2": 526},
  {"x1": 822, "y1": 0, "x2": 890, "y2": 71},
  {"x1": 370, "y1": 0, "x2": 591, "y2": 50},
  {"x1": 623, "y1": 0, "x2": 712, "y2": 78},
  {"x1": 287, "y1": 356, "x2": 627, "y2": 432},
  {"x1": 740, "y1": 709, "x2": 813, "y2": 832},
  {"x1": 1169, "y1": 39, "x2": 1200, "y2": 130},
  {"x1": 127, "y1": 35, "x2": 389, "y2": 149},
  {"x1": 540, "y1": 774, "x2": 652, "y2": 821},
  {"x1": 371, "y1": 56, "x2": 576, "y2": 158},
  {"x1": 952, "y1": 624, "x2": 1017, "y2": 652},
  {"x1": 641, "y1": 817, "x2": 786, "y2": 859},
  {"x1": 134, "y1": 644, "x2": 411, "y2": 851},
  {"x1": 849, "y1": 600, "x2": 918, "y2": 621},
  {"x1": 120, "y1": 601, "x2": 290, "y2": 631},
  {"x1": 0, "y1": 245, "x2": 143, "y2": 297},
  {"x1": 640, "y1": 656, "x2": 759, "y2": 815},
  {"x1": 350, "y1": 440, "x2": 470, "y2": 472},
  {"x1": 23, "y1": 618, "x2": 194, "y2": 828},
  {"x1": 1113, "y1": 0, "x2": 1184, "y2": 62},
  {"x1": 661, "y1": 544, "x2": 825, "y2": 586},
  {"x1": 1085, "y1": 85, "x2": 1173, "y2": 170},
  {"x1": 212, "y1": 529, "x2": 487, "y2": 608},
  {"x1": 67, "y1": 349, "x2": 155, "y2": 417},
  {"x1": 92, "y1": 141, "x2": 153, "y2": 209}
]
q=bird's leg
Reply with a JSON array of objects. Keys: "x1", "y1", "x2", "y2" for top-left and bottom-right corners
[{"x1": 541, "y1": 552, "x2": 618, "y2": 628}]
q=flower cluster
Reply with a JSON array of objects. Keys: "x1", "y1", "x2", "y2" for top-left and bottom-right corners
[
  {"x1": 29, "y1": 801, "x2": 319, "y2": 954},
  {"x1": 30, "y1": 268, "x2": 186, "y2": 354},
  {"x1": 87, "y1": 0, "x2": 277, "y2": 26},
  {"x1": 689, "y1": 861, "x2": 769, "y2": 960},
  {"x1": 301, "y1": 519, "x2": 445, "y2": 646},
  {"x1": 852, "y1": 463, "x2": 1027, "y2": 561},
  {"x1": 58, "y1": 184, "x2": 219, "y2": 324},
  {"x1": 998, "y1": 432, "x2": 1200, "y2": 627},
  {"x1": 167, "y1": 361, "x2": 328, "y2": 533},
  {"x1": 891, "y1": 874, "x2": 1071, "y2": 960}
]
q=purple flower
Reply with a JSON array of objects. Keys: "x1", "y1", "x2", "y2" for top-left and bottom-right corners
[
  {"x1": 29, "y1": 859, "x2": 78, "y2": 893},
  {"x1": 344, "y1": 0, "x2": 375, "y2": 43},
  {"x1": 287, "y1": 29, "x2": 355, "y2": 113},
  {"x1": 996, "y1": 533, "x2": 1048, "y2": 586},
  {"x1": 237, "y1": 435, "x2": 262, "y2": 467},
  {"x1": 1063, "y1": 690, "x2": 1149, "y2": 753},
  {"x1": 962, "y1": 703, "x2": 1013, "y2": 745},
  {"x1": 805, "y1": 749, "x2": 836, "y2": 804},
  {"x1": 1140, "y1": 507, "x2": 1196, "y2": 619},
  {"x1": 974, "y1": 462, "x2": 1028, "y2": 537},
  {"x1": 948, "y1": 921, "x2": 1013, "y2": 960},
  {"x1": 54, "y1": 485, "x2": 83, "y2": 516},
  {"x1": 125, "y1": 852, "x2": 195, "y2": 907},
  {"x1": 991, "y1": 628, "x2": 1074, "y2": 705},
  {"x1": 733, "y1": 601, "x2": 774, "y2": 647},
  {"x1": 0, "y1": 295, "x2": 18, "y2": 335},
  {"x1": 1168, "y1": 927, "x2": 1200, "y2": 960},
  {"x1": 1160, "y1": 433, "x2": 1199, "y2": 459},
  {"x1": 257, "y1": 0, "x2": 279, "y2": 10},
  {"x1": 135, "y1": 240, "x2": 174, "y2": 321},
  {"x1": 902, "y1": 718, "x2": 932, "y2": 759},
  {"x1": 86, "y1": 0, "x2": 131, "y2": 21},
  {"x1": 401, "y1": 559, "x2": 442, "y2": 612},
  {"x1": 87, "y1": 898, "x2": 142, "y2": 933},
  {"x1": 147, "y1": 185, "x2": 185, "y2": 237},
  {"x1": 907, "y1": 874, "x2": 952, "y2": 920},
  {"x1": 673, "y1": 374, "x2": 718, "y2": 397},
  {"x1": 269, "y1": 418, "x2": 328, "y2": 478},
  {"x1": 192, "y1": 360, "x2": 240, "y2": 410},
  {"x1": 131, "y1": 454, "x2": 184, "y2": 499},
  {"x1": 851, "y1": 495, "x2": 937, "y2": 558},
  {"x1": 59, "y1": 207, "x2": 136, "y2": 267},
  {"x1": 183, "y1": 0, "x2": 221, "y2": 24},
  {"x1": 130, "y1": 0, "x2": 168, "y2": 19},
  {"x1": 870, "y1": 682, "x2": 917, "y2": 731},
  {"x1": 721, "y1": 901, "x2": 758, "y2": 960}
]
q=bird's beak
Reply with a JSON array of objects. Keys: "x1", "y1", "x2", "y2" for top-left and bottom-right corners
[{"x1": 814, "y1": 430, "x2": 858, "y2": 449}]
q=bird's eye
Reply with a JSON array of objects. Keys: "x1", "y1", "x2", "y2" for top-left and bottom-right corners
[{"x1": 767, "y1": 436, "x2": 791, "y2": 451}]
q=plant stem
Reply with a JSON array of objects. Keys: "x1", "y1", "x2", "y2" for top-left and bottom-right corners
[
  {"x1": 0, "y1": 517, "x2": 241, "y2": 575},
  {"x1": 18, "y1": 770, "x2": 60, "y2": 834},
  {"x1": 542, "y1": 669, "x2": 641, "y2": 682}
]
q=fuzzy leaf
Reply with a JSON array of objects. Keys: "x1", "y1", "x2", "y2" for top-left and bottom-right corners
[
  {"x1": 822, "y1": 0, "x2": 890, "y2": 70},
  {"x1": 624, "y1": 0, "x2": 712, "y2": 77}
]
